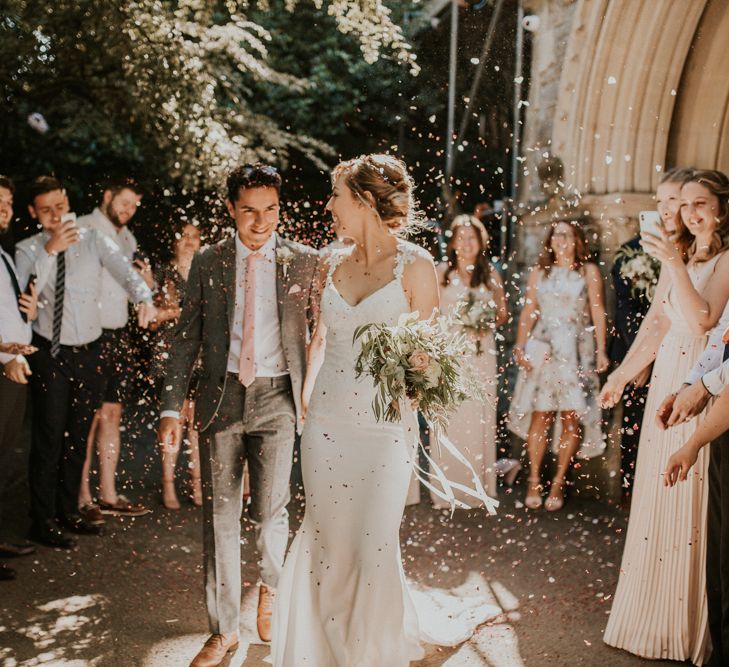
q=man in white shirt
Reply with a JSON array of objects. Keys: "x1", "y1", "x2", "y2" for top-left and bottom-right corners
[
  {"x1": 157, "y1": 164, "x2": 319, "y2": 665},
  {"x1": 659, "y1": 303, "x2": 729, "y2": 665},
  {"x1": 16, "y1": 176, "x2": 157, "y2": 550},
  {"x1": 0, "y1": 176, "x2": 37, "y2": 580},
  {"x1": 77, "y1": 178, "x2": 152, "y2": 521}
]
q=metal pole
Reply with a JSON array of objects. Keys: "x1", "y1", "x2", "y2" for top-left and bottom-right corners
[
  {"x1": 445, "y1": 0, "x2": 459, "y2": 183},
  {"x1": 503, "y1": 0, "x2": 524, "y2": 261},
  {"x1": 456, "y1": 0, "x2": 505, "y2": 147}
]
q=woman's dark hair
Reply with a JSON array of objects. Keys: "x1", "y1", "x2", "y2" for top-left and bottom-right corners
[
  {"x1": 673, "y1": 169, "x2": 729, "y2": 262},
  {"x1": 226, "y1": 163, "x2": 281, "y2": 202},
  {"x1": 443, "y1": 215, "x2": 493, "y2": 287},
  {"x1": 0, "y1": 175, "x2": 15, "y2": 194},
  {"x1": 29, "y1": 175, "x2": 64, "y2": 203},
  {"x1": 537, "y1": 219, "x2": 591, "y2": 276}
]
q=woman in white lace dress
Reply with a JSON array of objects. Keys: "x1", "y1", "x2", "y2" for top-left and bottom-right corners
[
  {"x1": 271, "y1": 155, "x2": 495, "y2": 666},
  {"x1": 509, "y1": 220, "x2": 609, "y2": 510}
]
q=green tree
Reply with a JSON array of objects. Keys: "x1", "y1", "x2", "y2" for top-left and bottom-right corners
[{"x1": 0, "y1": 0, "x2": 415, "y2": 191}]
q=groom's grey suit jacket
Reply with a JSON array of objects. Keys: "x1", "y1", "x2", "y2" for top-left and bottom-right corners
[{"x1": 161, "y1": 233, "x2": 319, "y2": 432}]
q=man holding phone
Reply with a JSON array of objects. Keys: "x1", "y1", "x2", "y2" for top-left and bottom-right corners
[
  {"x1": 15, "y1": 176, "x2": 157, "y2": 548},
  {"x1": 76, "y1": 178, "x2": 152, "y2": 523}
]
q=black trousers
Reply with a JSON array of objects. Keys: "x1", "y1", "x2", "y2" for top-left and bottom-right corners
[
  {"x1": 619, "y1": 384, "x2": 649, "y2": 497},
  {"x1": 707, "y1": 432, "x2": 729, "y2": 666},
  {"x1": 27, "y1": 335, "x2": 104, "y2": 525},
  {"x1": 0, "y1": 374, "x2": 28, "y2": 534}
]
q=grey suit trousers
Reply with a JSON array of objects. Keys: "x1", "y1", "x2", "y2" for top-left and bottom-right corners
[{"x1": 200, "y1": 373, "x2": 296, "y2": 635}]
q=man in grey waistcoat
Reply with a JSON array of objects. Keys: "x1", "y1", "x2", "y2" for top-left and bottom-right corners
[{"x1": 158, "y1": 164, "x2": 318, "y2": 667}]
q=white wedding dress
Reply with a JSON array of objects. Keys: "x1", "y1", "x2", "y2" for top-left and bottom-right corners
[{"x1": 271, "y1": 240, "x2": 496, "y2": 666}]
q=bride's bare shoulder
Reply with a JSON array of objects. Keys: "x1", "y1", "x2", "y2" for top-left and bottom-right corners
[
  {"x1": 398, "y1": 239, "x2": 435, "y2": 268},
  {"x1": 398, "y1": 240, "x2": 437, "y2": 284}
]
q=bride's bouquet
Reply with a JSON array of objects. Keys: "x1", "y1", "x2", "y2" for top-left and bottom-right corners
[
  {"x1": 353, "y1": 311, "x2": 484, "y2": 430},
  {"x1": 353, "y1": 311, "x2": 498, "y2": 514},
  {"x1": 454, "y1": 290, "x2": 496, "y2": 355}
]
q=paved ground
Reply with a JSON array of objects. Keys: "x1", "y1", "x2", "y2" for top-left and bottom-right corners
[{"x1": 0, "y1": 409, "x2": 678, "y2": 666}]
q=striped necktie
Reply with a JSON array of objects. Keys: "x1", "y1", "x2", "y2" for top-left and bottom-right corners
[
  {"x1": 50, "y1": 250, "x2": 66, "y2": 358},
  {"x1": 0, "y1": 252, "x2": 26, "y2": 322}
]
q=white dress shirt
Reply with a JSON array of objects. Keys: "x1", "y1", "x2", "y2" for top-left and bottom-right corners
[
  {"x1": 160, "y1": 233, "x2": 288, "y2": 421},
  {"x1": 226, "y1": 233, "x2": 287, "y2": 376},
  {"x1": 15, "y1": 227, "x2": 152, "y2": 347},
  {"x1": 78, "y1": 207, "x2": 138, "y2": 330},
  {"x1": 686, "y1": 300, "x2": 729, "y2": 396},
  {"x1": 0, "y1": 246, "x2": 32, "y2": 365}
]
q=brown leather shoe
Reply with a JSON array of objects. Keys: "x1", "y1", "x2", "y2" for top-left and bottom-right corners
[
  {"x1": 78, "y1": 503, "x2": 106, "y2": 526},
  {"x1": 257, "y1": 584, "x2": 276, "y2": 642},
  {"x1": 98, "y1": 495, "x2": 151, "y2": 517},
  {"x1": 189, "y1": 633, "x2": 239, "y2": 667}
]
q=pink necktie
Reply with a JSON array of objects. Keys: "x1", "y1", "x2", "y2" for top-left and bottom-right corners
[{"x1": 239, "y1": 252, "x2": 260, "y2": 387}]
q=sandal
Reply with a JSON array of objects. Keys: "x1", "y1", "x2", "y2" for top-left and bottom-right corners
[
  {"x1": 525, "y1": 476, "x2": 543, "y2": 509},
  {"x1": 545, "y1": 477, "x2": 565, "y2": 512}
]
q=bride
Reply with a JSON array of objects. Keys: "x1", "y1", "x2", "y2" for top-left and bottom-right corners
[{"x1": 272, "y1": 154, "x2": 447, "y2": 666}]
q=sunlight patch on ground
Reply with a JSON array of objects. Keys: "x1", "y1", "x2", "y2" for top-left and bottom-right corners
[
  {"x1": 142, "y1": 586, "x2": 268, "y2": 666},
  {"x1": 142, "y1": 573, "x2": 525, "y2": 667},
  {"x1": 1, "y1": 594, "x2": 109, "y2": 666}
]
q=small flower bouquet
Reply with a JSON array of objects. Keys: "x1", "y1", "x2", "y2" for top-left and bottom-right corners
[
  {"x1": 616, "y1": 245, "x2": 660, "y2": 301},
  {"x1": 455, "y1": 290, "x2": 497, "y2": 355},
  {"x1": 353, "y1": 311, "x2": 484, "y2": 430}
]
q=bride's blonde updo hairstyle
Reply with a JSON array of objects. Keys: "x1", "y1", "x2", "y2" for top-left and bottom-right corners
[{"x1": 332, "y1": 153, "x2": 423, "y2": 236}]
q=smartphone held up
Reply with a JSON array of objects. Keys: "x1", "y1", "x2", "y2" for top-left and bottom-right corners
[{"x1": 638, "y1": 210, "x2": 662, "y2": 239}]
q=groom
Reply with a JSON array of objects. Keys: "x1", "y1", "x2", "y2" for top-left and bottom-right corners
[{"x1": 157, "y1": 164, "x2": 318, "y2": 666}]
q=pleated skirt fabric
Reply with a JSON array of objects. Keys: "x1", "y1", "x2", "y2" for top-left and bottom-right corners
[{"x1": 603, "y1": 331, "x2": 710, "y2": 664}]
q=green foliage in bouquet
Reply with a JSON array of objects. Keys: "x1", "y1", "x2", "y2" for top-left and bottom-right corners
[
  {"x1": 454, "y1": 289, "x2": 496, "y2": 356},
  {"x1": 353, "y1": 311, "x2": 485, "y2": 430}
]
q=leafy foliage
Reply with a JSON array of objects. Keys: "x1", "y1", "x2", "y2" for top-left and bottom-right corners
[{"x1": 0, "y1": 0, "x2": 415, "y2": 191}]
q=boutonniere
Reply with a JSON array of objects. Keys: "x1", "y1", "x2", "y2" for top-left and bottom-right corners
[{"x1": 276, "y1": 246, "x2": 295, "y2": 279}]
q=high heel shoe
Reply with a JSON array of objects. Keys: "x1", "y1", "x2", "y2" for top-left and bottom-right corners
[
  {"x1": 162, "y1": 478, "x2": 181, "y2": 510},
  {"x1": 525, "y1": 476, "x2": 543, "y2": 509},
  {"x1": 189, "y1": 475, "x2": 203, "y2": 507},
  {"x1": 545, "y1": 477, "x2": 565, "y2": 512}
]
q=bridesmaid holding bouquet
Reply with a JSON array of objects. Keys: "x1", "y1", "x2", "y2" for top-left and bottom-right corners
[{"x1": 430, "y1": 215, "x2": 508, "y2": 506}]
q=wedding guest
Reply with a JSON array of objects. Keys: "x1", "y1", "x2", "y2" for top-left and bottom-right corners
[
  {"x1": 610, "y1": 167, "x2": 693, "y2": 497},
  {"x1": 150, "y1": 221, "x2": 203, "y2": 509},
  {"x1": 430, "y1": 215, "x2": 507, "y2": 506},
  {"x1": 77, "y1": 178, "x2": 152, "y2": 522},
  {"x1": 0, "y1": 176, "x2": 37, "y2": 580},
  {"x1": 661, "y1": 318, "x2": 729, "y2": 667},
  {"x1": 15, "y1": 176, "x2": 156, "y2": 549},
  {"x1": 600, "y1": 169, "x2": 729, "y2": 664},
  {"x1": 509, "y1": 218, "x2": 608, "y2": 511}
]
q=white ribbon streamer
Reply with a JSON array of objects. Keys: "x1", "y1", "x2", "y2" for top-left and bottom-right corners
[{"x1": 406, "y1": 411, "x2": 499, "y2": 516}]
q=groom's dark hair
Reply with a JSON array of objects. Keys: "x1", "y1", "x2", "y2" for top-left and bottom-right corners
[{"x1": 226, "y1": 163, "x2": 282, "y2": 202}]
